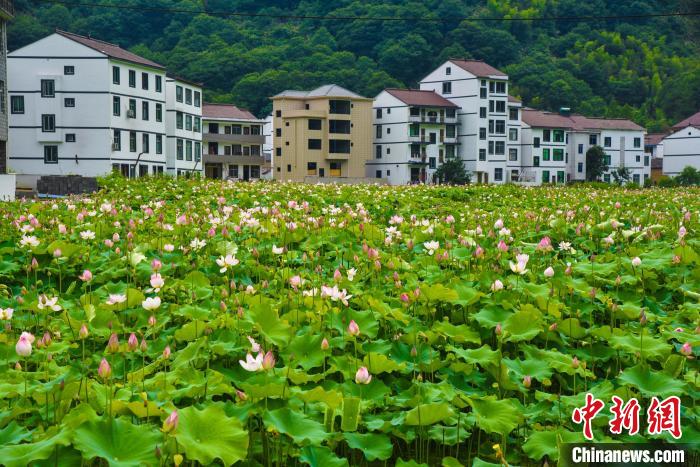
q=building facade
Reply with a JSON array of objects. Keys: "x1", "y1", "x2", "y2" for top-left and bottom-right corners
[
  {"x1": 165, "y1": 76, "x2": 203, "y2": 177},
  {"x1": 419, "y1": 59, "x2": 522, "y2": 184},
  {"x1": 662, "y1": 111, "x2": 700, "y2": 177},
  {"x1": 202, "y1": 103, "x2": 265, "y2": 181},
  {"x1": 369, "y1": 88, "x2": 459, "y2": 185},
  {"x1": 271, "y1": 84, "x2": 372, "y2": 182},
  {"x1": 0, "y1": 0, "x2": 14, "y2": 199}
]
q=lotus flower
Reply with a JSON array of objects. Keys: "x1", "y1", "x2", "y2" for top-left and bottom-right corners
[
  {"x1": 347, "y1": 268, "x2": 357, "y2": 281},
  {"x1": 216, "y1": 255, "x2": 239, "y2": 273},
  {"x1": 631, "y1": 257, "x2": 642, "y2": 267},
  {"x1": 272, "y1": 245, "x2": 284, "y2": 255},
  {"x1": 355, "y1": 367, "x2": 372, "y2": 384},
  {"x1": 544, "y1": 267, "x2": 554, "y2": 278},
  {"x1": 491, "y1": 280, "x2": 504, "y2": 292},
  {"x1": 681, "y1": 343, "x2": 693, "y2": 356},
  {"x1": 37, "y1": 295, "x2": 62, "y2": 311},
  {"x1": 424, "y1": 240, "x2": 439, "y2": 255},
  {"x1": 142, "y1": 296, "x2": 161, "y2": 311},
  {"x1": 163, "y1": 346, "x2": 171, "y2": 359},
  {"x1": 0, "y1": 307, "x2": 14, "y2": 320},
  {"x1": 239, "y1": 352, "x2": 264, "y2": 372},
  {"x1": 509, "y1": 254, "x2": 529, "y2": 275},
  {"x1": 348, "y1": 320, "x2": 360, "y2": 337},
  {"x1": 106, "y1": 294, "x2": 127, "y2": 306},
  {"x1": 80, "y1": 230, "x2": 95, "y2": 240},
  {"x1": 262, "y1": 350, "x2": 276, "y2": 370},
  {"x1": 150, "y1": 273, "x2": 165, "y2": 291},
  {"x1": 98, "y1": 358, "x2": 111, "y2": 380},
  {"x1": 523, "y1": 375, "x2": 532, "y2": 388},
  {"x1": 16, "y1": 332, "x2": 34, "y2": 357},
  {"x1": 247, "y1": 336, "x2": 261, "y2": 353},
  {"x1": 162, "y1": 410, "x2": 178, "y2": 433},
  {"x1": 289, "y1": 275, "x2": 302, "y2": 289},
  {"x1": 78, "y1": 270, "x2": 93, "y2": 282},
  {"x1": 127, "y1": 333, "x2": 138, "y2": 352}
]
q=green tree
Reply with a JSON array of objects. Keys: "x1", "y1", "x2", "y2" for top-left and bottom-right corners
[
  {"x1": 611, "y1": 167, "x2": 631, "y2": 185},
  {"x1": 435, "y1": 159, "x2": 470, "y2": 185},
  {"x1": 586, "y1": 146, "x2": 609, "y2": 182},
  {"x1": 675, "y1": 166, "x2": 700, "y2": 186}
]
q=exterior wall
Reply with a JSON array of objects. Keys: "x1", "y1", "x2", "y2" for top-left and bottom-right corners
[
  {"x1": 0, "y1": 173, "x2": 14, "y2": 200},
  {"x1": 165, "y1": 78, "x2": 202, "y2": 176},
  {"x1": 595, "y1": 129, "x2": 649, "y2": 184},
  {"x1": 506, "y1": 102, "x2": 522, "y2": 182},
  {"x1": 272, "y1": 95, "x2": 372, "y2": 181},
  {"x1": 420, "y1": 62, "x2": 514, "y2": 184},
  {"x1": 663, "y1": 126, "x2": 700, "y2": 177},
  {"x1": 202, "y1": 116, "x2": 265, "y2": 180},
  {"x1": 262, "y1": 114, "x2": 273, "y2": 179},
  {"x1": 522, "y1": 126, "x2": 569, "y2": 184}
]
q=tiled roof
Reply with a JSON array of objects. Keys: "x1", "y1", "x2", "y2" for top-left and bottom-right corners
[
  {"x1": 384, "y1": 89, "x2": 458, "y2": 108},
  {"x1": 522, "y1": 109, "x2": 644, "y2": 131},
  {"x1": 202, "y1": 103, "x2": 258, "y2": 120},
  {"x1": 56, "y1": 30, "x2": 164, "y2": 69},
  {"x1": 521, "y1": 109, "x2": 575, "y2": 129},
  {"x1": 570, "y1": 116, "x2": 644, "y2": 131},
  {"x1": 273, "y1": 84, "x2": 365, "y2": 99},
  {"x1": 672, "y1": 111, "x2": 700, "y2": 130},
  {"x1": 508, "y1": 95, "x2": 521, "y2": 104},
  {"x1": 449, "y1": 59, "x2": 507, "y2": 78},
  {"x1": 645, "y1": 133, "x2": 667, "y2": 146}
]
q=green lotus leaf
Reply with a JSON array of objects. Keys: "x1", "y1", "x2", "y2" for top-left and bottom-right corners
[
  {"x1": 0, "y1": 422, "x2": 32, "y2": 445},
  {"x1": 617, "y1": 364, "x2": 686, "y2": 398},
  {"x1": 405, "y1": 402, "x2": 454, "y2": 426},
  {"x1": 609, "y1": 330, "x2": 672, "y2": 361},
  {"x1": 174, "y1": 404, "x2": 249, "y2": 465},
  {"x1": 296, "y1": 386, "x2": 344, "y2": 411},
  {"x1": 466, "y1": 397, "x2": 523, "y2": 436},
  {"x1": 396, "y1": 458, "x2": 429, "y2": 467},
  {"x1": 522, "y1": 428, "x2": 583, "y2": 461},
  {"x1": 248, "y1": 303, "x2": 293, "y2": 346},
  {"x1": 421, "y1": 283, "x2": 459, "y2": 302},
  {"x1": 0, "y1": 427, "x2": 72, "y2": 467},
  {"x1": 441, "y1": 457, "x2": 465, "y2": 467},
  {"x1": 364, "y1": 352, "x2": 406, "y2": 374},
  {"x1": 71, "y1": 416, "x2": 160, "y2": 466},
  {"x1": 557, "y1": 318, "x2": 588, "y2": 338},
  {"x1": 503, "y1": 305, "x2": 543, "y2": 342},
  {"x1": 432, "y1": 320, "x2": 481, "y2": 345},
  {"x1": 449, "y1": 284, "x2": 483, "y2": 306},
  {"x1": 449, "y1": 345, "x2": 500, "y2": 367},
  {"x1": 344, "y1": 432, "x2": 393, "y2": 461},
  {"x1": 264, "y1": 407, "x2": 328, "y2": 445},
  {"x1": 299, "y1": 445, "x2": 349, "y2": 467}
]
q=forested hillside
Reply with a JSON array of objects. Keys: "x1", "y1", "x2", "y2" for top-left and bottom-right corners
[{"x1": 10, "y1": 0, "x2": 700, "y2": 130}]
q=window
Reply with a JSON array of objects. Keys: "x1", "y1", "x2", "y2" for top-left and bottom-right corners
[
  {"x1": 329, "y1": 100, "x2": 351, "y2": 114},
  {"x1": 308, "y1": 139, "x2": 322, "y2": 150},
  {"x1": 186, "y1": 140, "x2": 192, "y2": 161},
  {"x1": 329, "y1": 161, "x2": 341, "y2": 176},
  {"x1": 496, "y1": 82, "x2": 506, "y2": 94},
  {"x1": 589, "y1": 135, "x2": 597, "y2": 145},
  {"x1": 308, "y1": 162, "x2": 317, "y2": 175},
  {"x1": 329, "y1": 120, "x2": 351, "y2": 134},
  {"x1": 633, "y1": 174, "x2": 640, "y2": 184},
  {"x1": 275, "y1": 110, "x2": 281, "y2": 118},
  {"x1": 176, "y1": 86, "x2": 183, "y2": 103},
  {"x1": 480, "y1": 88, "x2": 487, "y2": 98},
  {"x1": 155, "y1": 76, "x2": 162, "y2": 93},
  {"x1": 139, "y1": 164, "x2": 149, "y2": 177},
  {"x1": 308, "y1": 119, "x2": 322, "y2": 130},
  {"x1": 65, "y1": 133, "x2": 76, "y2": 142},
  {"x1": 543, "y1": 129, "x2": 551, "y2": 142},
  {"x1": 479, "y1": 128, "x2": 486, "y2": 140},
  {"x1": 141, "y1": 72, "x2": 149, "y2": 90},
  {"x1": 194, "y1": 142, "x2": 201, "y2": 161},
  {"x1": 177, "y1": 139, "x2": 183, "y2": 160},
  {"x1": 194, "y1": 91, "x2": 200, "y2": 107},
  {"x1": 542, "y1": 170, "x2": 550, "y2": 184},
  {"x1": 129, "y1": 131, "x2": 137, "y2": 152},
  {"x1": 494, "y1": 168, "x2": 503, "y2": 181},
  {"x1": 644, "y1": 155, "x2": 650, "y2": 167},
  {"x1": 287, "y1": 164, "x2": 291, "y2": 172},
  {"x1": 604, "y1": 174, "x2": 611, "y2": 183},
  {"x1": 578, "y1": 144, "x2": 584, "y2": 154},
  {"x1": 553, "y1": 130, "x2": 565, "y2": 143},
  {"x1": 64, "y1": 65, "x2": 75, "y2": 75},
  {"x1": 511, "y1": 170, "x2": 519, "y2": 182},
  {"x1": 376, "y1": 125, "x2": 382, "y2": 139},
  {"x1": 429, "y1": 157, "x2": 436, "y2": 169},
  {"x1": 488, "y1": 141, "x2": 494, "y2": 155},
  {"x1": 142, "y1": 101, "x2": 149, "y2": 121},
  {"x1": 409, "y1": 124, "x2": 419, "y2": 137},
  {"x1": 495, "y1": 101, "x2": 506, "y2": 113},
  {"x1": 176, "y1": 112, "x2": 183, "y2": 129},
  {"x1": 185, "y1": 115, "x2": 192, "y2": 131},
  {"x1": 43, "y1": 145, "x2": 58, "y2": 164},
  {"x1": 445, "y1": 145, "x2": 455, "y2": 158},
  {"x1": 113, "y1": 130, "x2": 121, "y2": 151},
  {"x1": 557, "y1": 171, "x2": 565, "y2": 183},
  {"x1": 128, "y1": 70, "x2": 136, "y2": 88},
  {"x1": 480, "y1": 107, "x2": 487, "y2": 118},
  {"x1": 142, "y1": 133, "x2": 149, "y2": 153},
  {"x1": 185, "y1": 88, "x2": 192, "y2": 105},
  {"x1": 534, "y1": 137, "x2": 540, "y2": 148},
  {"x1": 129, "y1": 99, "x2": 136, "y2": 116},
  {"x1": 156, "y1": 103, "x2": 162, "y2": 122},
  {"x1": 113, "y1": 96, "x2": 120, "y2": 116},
  {"x1": 578, "y1": 162, "x2": 583, "y2": 173},
  {"x1": 604, "y1": 155, "x2": 612, "y2": 166},
  {"x1": 489, "y1": 82, "x2": 495, "y2": 93},
  {"x1": 229, "y1": 165, "x2": 239, "y2": 178},
  {"x1": 553, "y1": 149, "x2": 564, "y2": 161},
  {"x1": 275, "y1": 128, "x2": 282, "y2": 137},
  {"x1": 489, "y1": 120, "x2": 494, "y2": 133},
  {"x1": 11, "y1": 95, "x2": 24, "y2": 114},
  {"x1": 542, "y1": 148, "x2": 550, "y2": 161},
  {"x1": 495, "y1": 141, "x2": 505, "y2": 155},
  {"x1": 509, "y1": 108, "x2": 518, "y2": 120},
  {"x1": 446, "y1": 66, "x2": 451, "y2": 75},
  {"x1": 509, "y1": 128, "x2": 518, "y2": 141},
  {"x1": 375, "y1": 170, "x2": 382, "y2": 178},
  {"x1": 442, "y1": 82, "x2": 452, "y2": 94},
  {"x1": 479, "y1": 149, "x2": 486, "y2": 161},
  {"x1": 276, "y1": 148, "x2": 281, "y2": 157},
  {"x1": 509, "y1": 148, "x2": 518, "y2": 161},
  {"x1": 375, "y1": 145, "x2": 382, "y2": 159},
  {"x1": 604, "y1": 137, "x2": 611, "y2": 147},
  {"x1": 41, "y1": 114, "x2": 55, "y2": 132},
  {"x1": 446, "y1": 109, "x2": 456, "y2": 118},
  {"x1": 636, "y1": 155, "x2": 641, "y2": 163},
  {"x1": 410, "y1": 107, "x2": 420, "y2": 117},
  {"x1": 534, "y1": 156, "x2": 540, "y2": 167},
  {"x1": 495, "y1": 120, "x2": 505, "y2": 134},
  {"x1": 446, "y1": 125, "x2": 456, "y2": 138},
  {"x1": 634, "y1": 137, "x2": 641, "y2": 148},
  {"x1": 112, "y1": 66, "x2": 120, "y2": 85},
  {"x1": 329, "y1": 140, "x2": 351, "y2": 153},
  {"x1": 194, "y1": 117, "x2": 200, "y2": 132},
  {"x1": 41, "y1": 79, "x2": 55, "y2": 97}
]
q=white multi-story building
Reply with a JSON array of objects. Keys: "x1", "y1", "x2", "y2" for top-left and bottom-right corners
[
  {"x1": 202, "y1": 103, "x2": 265, "y2": 181},
  {"x1": 521, "y1": 108, "x2": 649, "y2": 185},
  {"x1": 369, "y1": 88, "x2": 459, "y2": 184},
  {"x1": 8, "y1": 30, "x2": 168, "y2": 182},
  {"x1": 165, "y1": 75, "x2": 203, "y2": 177},
  {"x1": 419, "y1": 59, "x2": 522, "y2": 184},
  {"x1": 0, "y1": 0, "x2": 14, "y2": 199},
  {"x1": 262, "y1": 114, "x2": 273, "y2": 179},
  {"x1": 662, "y1": 111, "x2": 700, "y2": 177}
]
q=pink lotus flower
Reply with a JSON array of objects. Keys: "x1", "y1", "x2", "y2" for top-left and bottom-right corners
[
  {"x1": 495, "y1": 323, "x2": 502, "y2": 336},
  {"x1": 106, "y1": 294, "x2": 126, "y2": 306},
  {"x1": 162, "y1": 410, "x2": 178, "y2": 433},
  {"x1": 79, "y1": 324, "x2": 89, "y2": 339},
  {"x1": 491, "y1": 280, "x2": 504, "y2": 292},
  {"x1": 347, "y1": 320, "x2": 360, "y2": 337},
  {"x1": 239, "y1": 352, "x2": 264, "y2": 372},
  {"x1": 106, "y1": 333, "x2": 119, "y2": 353},
  {"x1": 355, "y1": 367, "x2": 372, "y2": 384},
  {"x1": 37, "y1": 295, "x2": 62, "y2": 311},
  {"x1": 151, "y1": 259, "x2": 162, "y2": 271},
  {"x1": 523, "y1": 375, "x2": 532, "y2": 388},
  {"x1": 15, "y1": 332, "x2": 33, "y2": 357},
  {"x1": 127, "y1": 333, "x2": 138, "y2": 352},
  {"x1": 536, "y1": 236, "x2": 552, "y2": 252},
  {"x1": 150, "y1": 274, "x2": 165, "y2": 291},
  {"x1": 497, "y1": 240, "x2": 508, "y2": 252},
  {"x1": 544, "y1": 267, "x2": 555, "y2": 278},
  {"x1": 494, "y1": 219, "x2": 504, "y2": 229},
  {"x1": 631, "y1": 257, "x2": 642, "y2": 267},
  {"x1": 163, "y1": 346, "x2": 171, "y2": 359},
  {"x1": 289, "y1": 275, "x2": 302, "y2": 290},
  {"x1": 78, "y1": 270, "x2": 93, "y2": 282},
  {"x1": 681, "y1": 343, "x2": 693, "y2": 356},
  {"x1": 98, "y1": 358, "x2": 111, "y2": 380},
  {"x1": 572, "y1": 357, "x2": 580, "y2": 369},
  {"x1": 247, "y1": 336, "x2": 261, "y2": 353},
  {"x1": 262, "y1": 351, "x2": 276, "y2": 370},
  {"x1": 321, "y1": 338, "x2": 329, "y2": 350},
  {"x1": 53, "y1": 248, "x2": 62, "y2": 258}
]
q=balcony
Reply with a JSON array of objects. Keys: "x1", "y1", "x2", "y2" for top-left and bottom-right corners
[
  {"x1": 0, "y1": 0, "x2": 13, "y2": 19},
  {"x1": 202, "y1": 153, "x2": 265, "y2": 166},
  {"x1": 203, "y1": 133, "x2": 265, "y2": 145}
]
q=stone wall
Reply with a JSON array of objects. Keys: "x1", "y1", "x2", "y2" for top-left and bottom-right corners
[{"x1": 36, "y1": 175, "x2": 99, "y2": 196}]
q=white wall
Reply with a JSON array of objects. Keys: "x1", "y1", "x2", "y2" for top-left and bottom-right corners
[
  {"x1": 0, "y1": 173, "x2": 15, "y2": 201},
  {"x1": 165, "y1": 78, "x2": 202, "y2": 176},
  {"x1": 663, "y1": 127, "x2": 700, "y2": 177}
]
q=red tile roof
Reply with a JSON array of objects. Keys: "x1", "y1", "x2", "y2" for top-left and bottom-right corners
[
  {"x1": 508, "y1": 95, "x2": 521, "y2": 104},
  {"x1": 202, "y1": 103, "x2": 258, "y2": 121},
  {"x1": 384, "y1": 88, "x2": 458, "y2": 108},
  {"x1": 521, "y1": 109, "x2": 575, "y2": 129},
  {"x1": 56, "y1": 30, "x2": 164, "y2": 70},
  {"x1": 570, "y1": 115, "x2": 644, "y2": 131},
  {"x1": 645, "y1": 133, "x2": 667, "y2": 146},
  {"x1": 449, "y1": 59, "x2": 507, "y2": 78},
  {"x1": 672, "y1": 111, "x2": 700, "y2": 130}
]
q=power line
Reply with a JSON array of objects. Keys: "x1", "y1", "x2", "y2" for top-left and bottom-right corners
[{"x1": 30, "y1": 0, "x2": 700, "y2": 23}]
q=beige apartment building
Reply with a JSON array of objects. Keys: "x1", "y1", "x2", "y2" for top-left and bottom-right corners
[{"x1": 271, "y1": 84, "x2": 372, "y2": 181}]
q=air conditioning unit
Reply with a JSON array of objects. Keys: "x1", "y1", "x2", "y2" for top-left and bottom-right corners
[
  {"x1": 126, "y1": 109, "x2": 136, "y2": 118},
  {"x1": 111, "y1": 143, "x2": 120, "y2": 151}
]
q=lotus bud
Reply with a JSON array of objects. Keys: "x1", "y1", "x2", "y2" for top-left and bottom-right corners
[
  {"x1": 565, "y1": 264, "x2": 572, "y2": 275},
  {"x1": 523, "y1": 375, "x2": 532, "y2": 388},
  {"x1": 162, "y1": 410, "x2": 178, "y2": 433},
  {"x1": 491, "y1": 280, "x2": 504, "y2": 292},
  {"x1": 140, "y1": 338, "x2": 148, "y2": 353},
  {"x1": 127, "y1": 333, "x2": 138, "y2": 352},
  {"x1": 639, "y1": 311, "x2": 647, "y2": 326},
  {"x1": 174, "y1": 454, "x2": 183, "y2": 467},
  {"x1": 410, "y1": 345, "x2": 418, "y2": 358},
  {"x1": 31, "y1": 258, "x2": 38, "y2": 270},
  {"x1": 79, "y1": 270, "x2": 93, "y2": 282},
  {"x1": 98, "y1": 358, "x2": 111, "y2": 380},
  {"x1": 495, "y1": 323, "x2": 502, "y2": 336},
  {"x1": 236, "y1": 389, "x2": 248, "y2": 401},
  {"x1": 544, "y1": 267, "x2": 554, "y2": 278},
  {"x1": 148, "y1": 315, "x2": 157, "y2": 327},
  {"x1": 413, "y1": 288, "x2": 421, "y2": 298},
  {"x1": 681, "y1": 343, "x2": 693, "y2": 356},
  {"x1": 333, "y1": 269, "x2": 342, "y2": 282},
  {"x1": 347, "y1": 320, "x2": 360, "y2": 337},
  {"x1": 163, "y1": 346, "x2": 171, "y2": 359},
  {"x1": 497, "y1": 240, "x2": 508, "y2": 252},
  {"x1": 47, "y1": 352, "x2": 53, "y2": 362},
  {"x1": 355, "y1": 366, "x2": 372, "y2": 384},
  {"x1": 151, "y1": 259, "x2": 162, "y2": 271},
  {"x1": 106, "y1": 333, "x2": 119, "y2": 353},
  {"x1": 400, "y1": 293, "x2": 410, "y2": 303},
  {"x1": 321, "y1": 338, "x2": 329, "y2": 350},
  {"x1": 262, "y1": 350, "x2": 276, "y2": 370},
  {"x1": 41, "y1": 331, "x2": 52, "y2": 347},
  {"x1": 155, "y1": 446, "x2": 162, "y2": 459},
  {"x1": 15, "y1": 361, "x2": 21, "y2": 371},
  {"x1": 572, "y1": 356, "x2": 580, "y2": 369},
  {"x1": 631, "y1": 257, "x2": 642, "y2": 267},
  {"x1": 53, "y1": 248, "x2": 62, "y2": 258},
  {"x1": 549, "y1": 322, "x2": 558, "y2": 332}
]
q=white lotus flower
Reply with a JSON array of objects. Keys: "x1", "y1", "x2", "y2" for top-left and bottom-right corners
[
  {"x1": 80, "y1": 230, "x2": 96, "y2": 240},
  {"x1": 216, "y1": 255, "x2": 239, "y2": 273},
  {"x1": 37, "y1": 295, "x2": 62, "y2": 311},
  {"x1": 20, "y1": 235, "x2": 40, "y2": 248},
  {"x1": 106, "y1": 294, "x2": 127, "y2": 305},
  {"x1": 239, "y1": 352, "x2": 264, "y2": 372},
  {"x1": 424, "y1": 240, "x2": 439, "y2": 255},
  {"x1": 142, "y1": 296, "x2": 161, "y2": 311}
]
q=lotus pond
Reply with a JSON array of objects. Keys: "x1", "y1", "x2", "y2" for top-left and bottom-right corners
[{"x1": 0, "y1": 177, "x2": 698, "y2": 466}]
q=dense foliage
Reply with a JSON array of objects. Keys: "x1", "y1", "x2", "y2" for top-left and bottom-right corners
[
  {"x1": 0, "y1": 177, "x2": 698, "y2": 466},
  {"x1": 10, "y1": 0, "x2": 700, "y2": 130}
]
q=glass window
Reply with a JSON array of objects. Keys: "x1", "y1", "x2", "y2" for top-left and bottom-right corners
[
  {"x1": 543, "y1": 129, "x2": 551, "y2": 142},
  {"x1": 65, "y1": 133, "x2": 76, "y2": 142},
  {"x1": 604, "y1": 137, "x2": 612, "y2": 147},
  {"x1": 141, "y1": 72, "x2": 149, "y2": 90},
  {"x1": 542, "y1": 148, "x2": 551, "y2": 161},
  {"x1": 43, "y1": 145, "x2": 58, "y2": 164},
  {"x1": 509, "y1": 108, "x2": 518, "y2": 120},
  {"x1": 11, "y1": 95, "x2": 24, "y2": 114},
  {"x1": 113, "y1": 130, "x2": 121, "y2": 151},
  {"x1": 509, "y1": 148, "x2": 518, "y2": 161},
  {"x1": 177, "y1": 139, "x2": 183, "y2": 160},
  {"x1": 553, "y1": 130, "x2": 565, "y2": 142},
  {"x1": 509, "y1": 128, "x2": 518, "y2": 141},
  {"x1": 155, "y1": 76, "x2": 162, "y2": 93},
  {"x1": 329, "y1": 100, "x2": 351, "y2": 114},
  {"x1": 176, "y1": 86, "x2": 183, "y2": 103},
  {"x1": 156, "y1": 134, "x2": 162, "y2": 154},
  {"x1": 156, "y1": 103, "x2": 162, "y2": 122},
  {"x1": 186, "y1": 140, "x2": 192, "y2": 161},
  {"x1": 308, "y1": 119, "x2": 322, "y2": 130},
  {"x1": 542, "y1": 170, "x2": 550, "y2": 184},
  {"x1": 534, "y1": 156, "x2": 540, "y2": 167},
  {"x1": 40, "y1": 79, "x2": 55, "y2": 97},
  {"x1": 553, "y1": 149, "x2": 564, "y2": 161},
  {"x1": 194, "y1": 117, "x2": 201, "y2": 132},
  {"x1": 534, "y1": 137, "x2": 540, "y2": 148},
  {"x1": 41, "y1": 114, "x2": 55, "y2": 132},
  {"x1": 494, "y1": 168, "x2": 503, "y2": 181},
  {"x1": 176, "y1": 112, "x2": 183, "y2": 129},
  {"x1": 142, "y1": 133, "x2": 149, "y2": 153},
  {"x1": 479, "y1": 149, "x2": 486, "y2": 161},
  {"x1": 142, "y1": 101, "x2": 149, "y2": 121},
  {"x1": 128, "y1": 70, "x2": 136, "y2": 88},
  {"x1": 185, "y1": 88, "x2": 192, "y2": 105},
  {"x1": 64, "y1": 97, "x2": 75, "y2": 107},
  {"x1": 495, "y1": 141, "x2": 505, "y2": 155},
  {"x1": 185, "y1": 115, "x2": 192, "y2": 131},
  {"x1": 442, "y1": 82, "x2": 452, "y2": 94},
  {"x1": 112, "y1": 66, "x2": 120, "y2": 84},
  {"x1": 129, "y1": 131, "x2": 137, "y2": 152},
  {"x1": 64, "y1": 65, "x2": 75, "y2": 75},
  {"x1": 308, "y1": 139, "x2": 322, "y2": 150},
  {"x1": 194, "y1": 142, "x2": 201, "y2": 161},
  {"x1": 194, "y1": 91, "x2": 200, "y2": 107},
  {"x1": 329, "y1": 140, "x2": 351, "y2": 153},
  {"x1": 578, "y1": 162, "x2": 583, "y2": 173},
  {"x1": 113, "y1": 96, "x2": 120, "y2": 116}
]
